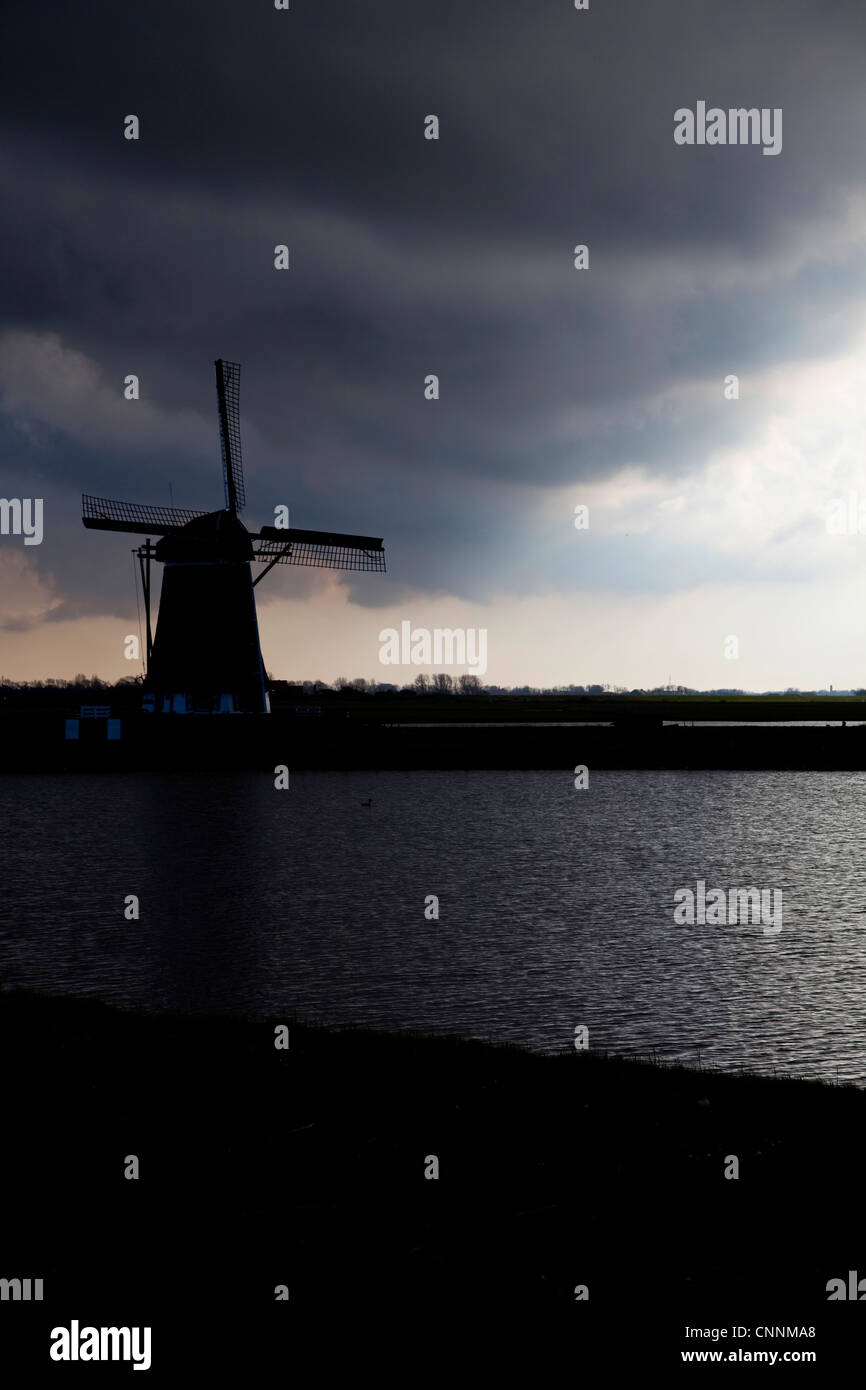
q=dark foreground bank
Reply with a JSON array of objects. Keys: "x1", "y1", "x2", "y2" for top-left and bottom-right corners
[{"x1": 1, "y1": 989, "x2": 863, "y2": 1373}]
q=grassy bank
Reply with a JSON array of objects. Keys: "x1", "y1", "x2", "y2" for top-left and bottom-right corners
[{"x1": 2, "y1": 988, "x2": 863, "y2": 1369}]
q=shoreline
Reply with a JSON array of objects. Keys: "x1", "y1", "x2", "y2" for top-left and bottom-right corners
[{"x1": 5, "y1": 710, "x2": 866, "y2": 770}]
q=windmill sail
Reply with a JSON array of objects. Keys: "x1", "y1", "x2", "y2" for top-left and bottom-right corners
[
  {"x1": 82, "y1": 494, "x2": 207, "y2": 535},
  {"x1": 254, "y1": 526, "x2": 386, "y2": 572},
  {"x1": 215, "y1": 359, "x2": 245, "y2": 515}
]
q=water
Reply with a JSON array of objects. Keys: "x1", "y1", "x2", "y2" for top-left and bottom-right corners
[{"x1": 2, "y1": 769, "x2": 865, "y2": 1084}]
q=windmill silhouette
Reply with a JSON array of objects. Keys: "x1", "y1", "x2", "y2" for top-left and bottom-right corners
[{"x1": 82, "y1": 360, "x2": 386, "y2": 713}]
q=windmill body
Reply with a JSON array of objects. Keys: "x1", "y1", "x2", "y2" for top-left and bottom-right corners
[
  {"x1": 82, "y1": 361, "x2": 386, "y2": 714},
  {"x1": 148, "y1": 508, "x2": 268, "y2": 713}
]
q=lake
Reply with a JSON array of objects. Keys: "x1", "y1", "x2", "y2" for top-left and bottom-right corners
[{"x1": 2, "y1": 769, "x2": 865, "y2": 1083}]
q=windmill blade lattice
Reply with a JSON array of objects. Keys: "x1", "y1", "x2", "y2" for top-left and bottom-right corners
[
  {"x1": 254, "y1": 527, "x2": 386, "y2": 572},
  {"x1": 215, "y1": 359, "x2": 245, "y2": 515},
  {"x1": 82, "y1": 494, "x2": 208, "y2": 535}
]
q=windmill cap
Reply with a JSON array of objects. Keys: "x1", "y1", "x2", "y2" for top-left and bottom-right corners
[{"x1": 155, "y1": 509, "x2": 253, "y2": 562}]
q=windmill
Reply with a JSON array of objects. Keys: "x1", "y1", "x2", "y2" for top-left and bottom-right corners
[{"x1": 82, "y1": 359, "x2": 386, "y2": 713}]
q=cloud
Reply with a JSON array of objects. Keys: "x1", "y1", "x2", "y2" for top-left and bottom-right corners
[
  {"x1": 4, "y1": 0, "x2": 866, "y2": 682},
  {"x1": 0, "y1": 551, "x2": 63, "y2": 632},
  {"x1": 0, "y1": 330, "x2": 209, "y2": 454}
]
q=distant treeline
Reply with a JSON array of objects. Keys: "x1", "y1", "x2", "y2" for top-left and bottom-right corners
[
  {"x1": 0, "y1": 676, "x2": 145, "y2": 711},
  {"x1": 1, "y1": 674, "x2": 864, "y2": 712},
  {"x1": 301, "y1": 678, "x2": 866, "y2": 697}
]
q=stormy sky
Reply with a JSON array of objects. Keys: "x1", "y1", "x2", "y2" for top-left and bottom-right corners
[{"x1": 2, "y1": 0, "x2": 866, "y2": 688}]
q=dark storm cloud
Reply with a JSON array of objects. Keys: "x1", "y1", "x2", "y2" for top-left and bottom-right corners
[{"x1": 2, "y1": 0, "x2": 866, "y2": 620}]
